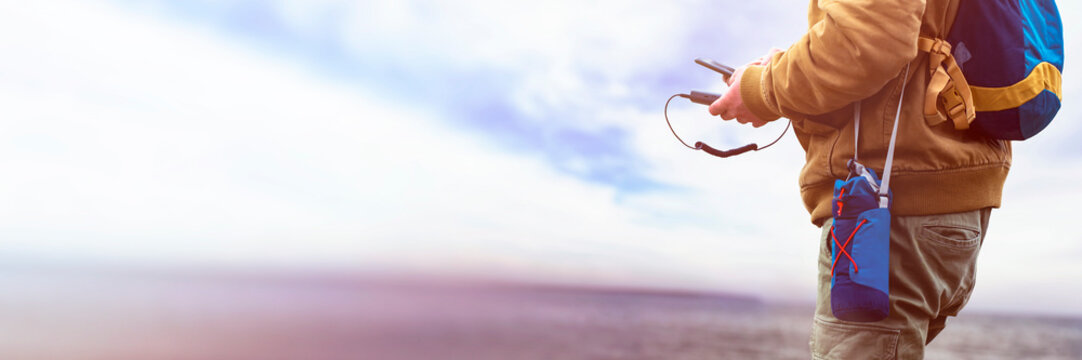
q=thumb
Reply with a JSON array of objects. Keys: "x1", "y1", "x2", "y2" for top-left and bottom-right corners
[{"x1": 708, "y1": 96, "x2": 724, "y2": 116}]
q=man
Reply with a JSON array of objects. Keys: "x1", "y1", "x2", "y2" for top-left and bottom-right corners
[{"x1": 708, "y1": 1, "x2": 1008, "y2": 359}]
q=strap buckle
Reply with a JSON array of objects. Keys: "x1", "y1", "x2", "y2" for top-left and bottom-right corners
[{"x1": 919, "y1": 36, "x2": 976, "y2": 130}]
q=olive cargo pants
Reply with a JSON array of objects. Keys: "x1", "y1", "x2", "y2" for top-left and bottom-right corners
[{"x1": 810, "y1": 208, "x2": 992, "y2": 359}]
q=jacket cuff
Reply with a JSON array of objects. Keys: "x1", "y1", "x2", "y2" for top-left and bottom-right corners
[{"x1": 740, "y1": 65, "x2": 782, "y2": 122}]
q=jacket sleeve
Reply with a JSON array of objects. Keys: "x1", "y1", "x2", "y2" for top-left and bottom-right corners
[{"x1": 741, "y1": 0, "x2": 926, "y2": 123}]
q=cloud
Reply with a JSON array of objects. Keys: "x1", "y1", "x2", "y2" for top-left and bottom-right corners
[
  {"x1": 114, "y1": 0, "x2": 813, "y2": 193},
  {"x1": 0, "y1": 0, "x2": 815, "y2": 298}
]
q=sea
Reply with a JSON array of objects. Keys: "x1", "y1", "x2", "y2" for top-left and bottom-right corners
[{"x1": 1, "y1": 266, "x2": 1079, "y2": 359}]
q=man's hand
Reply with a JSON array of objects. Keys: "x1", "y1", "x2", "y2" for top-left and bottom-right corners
[
  {"x1": 708, "y1": 66, "x2": 768, "y2": 127},
  {"x1": 708, "y1": 48, "x2": 782, "y2": 128}
]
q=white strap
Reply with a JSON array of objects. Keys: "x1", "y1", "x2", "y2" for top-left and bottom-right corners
[
  {"x1": 853, "y1": 101, "x2": 861, "y2": 162},
  {"x1": 879, "y1": 63, "x2": 912, "y2": 208}
]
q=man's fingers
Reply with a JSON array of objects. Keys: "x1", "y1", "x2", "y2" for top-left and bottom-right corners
[
  {"x1": 708, "y1": 98, "x2": 724, "y2": 116},
  {"x1": 721, "y1": 109, "x2": 736, "y2": 120},
  {"x1": 715, "y1": 89, "x2": 740, "y2": 120},
  {"x1": 745, "y1": 110, "x2": 767, "y2": 127}
]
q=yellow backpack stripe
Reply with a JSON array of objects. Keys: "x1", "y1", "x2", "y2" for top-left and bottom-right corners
[{"x1": 970, "y1": 61, "x2": 1063, "y2": 112}]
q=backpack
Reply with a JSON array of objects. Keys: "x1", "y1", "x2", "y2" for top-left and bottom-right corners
[{"x1": 919, "y1": 0, "x2": 1064, "y2": 140}]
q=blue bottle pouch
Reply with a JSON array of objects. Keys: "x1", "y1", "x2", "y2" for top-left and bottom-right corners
[
  {"x1": 829, "y1": 64, "x2": 911, "y2": 322},
  {"x1": 830, "y1": 161, "x2": 891, "y2": 322}
]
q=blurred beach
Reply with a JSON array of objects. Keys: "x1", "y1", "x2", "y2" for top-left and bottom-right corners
[{"x1": 1, "y1": 265, "x2": 1079, "y2": 360}]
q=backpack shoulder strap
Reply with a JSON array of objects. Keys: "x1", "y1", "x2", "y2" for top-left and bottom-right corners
[{"x1": 918, "y1": 36, "x2": 976, "y2": 131}]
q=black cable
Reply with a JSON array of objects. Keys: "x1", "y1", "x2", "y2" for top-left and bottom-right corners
[
  {"x1": 664, "y1": 93, "x2": 791, "y2": 156},
  {"x1": 755, "y1": 119, "x2": 790, "y2": 151},
  {"x1": 665, "y1": 94, "x2": 698, "y2": 150}
]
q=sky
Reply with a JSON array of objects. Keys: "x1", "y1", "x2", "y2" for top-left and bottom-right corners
[{"x1": 0, "y1": 0, "x2": 1080, "y2": 315}]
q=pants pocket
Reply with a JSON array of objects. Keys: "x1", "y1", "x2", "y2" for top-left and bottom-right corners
[
  {"x1": 811, "y1": 317, "x2": 901, "y2": 360},
  {"x1": 920, "y1": 224, "x2": 982, "y2": 251}
]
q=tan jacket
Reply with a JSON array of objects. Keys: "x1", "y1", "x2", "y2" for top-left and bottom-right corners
[{"x1": 741, "y1": 0, "x2": 1010, "y2": 226}]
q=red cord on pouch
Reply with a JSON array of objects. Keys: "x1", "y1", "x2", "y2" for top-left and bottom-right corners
[
  {"x1": 836, "y1": 188, "x2": 846, "y2": 216},
  {"x1": 831, "y1": 219, "x2": 867, "y2": 277}
]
